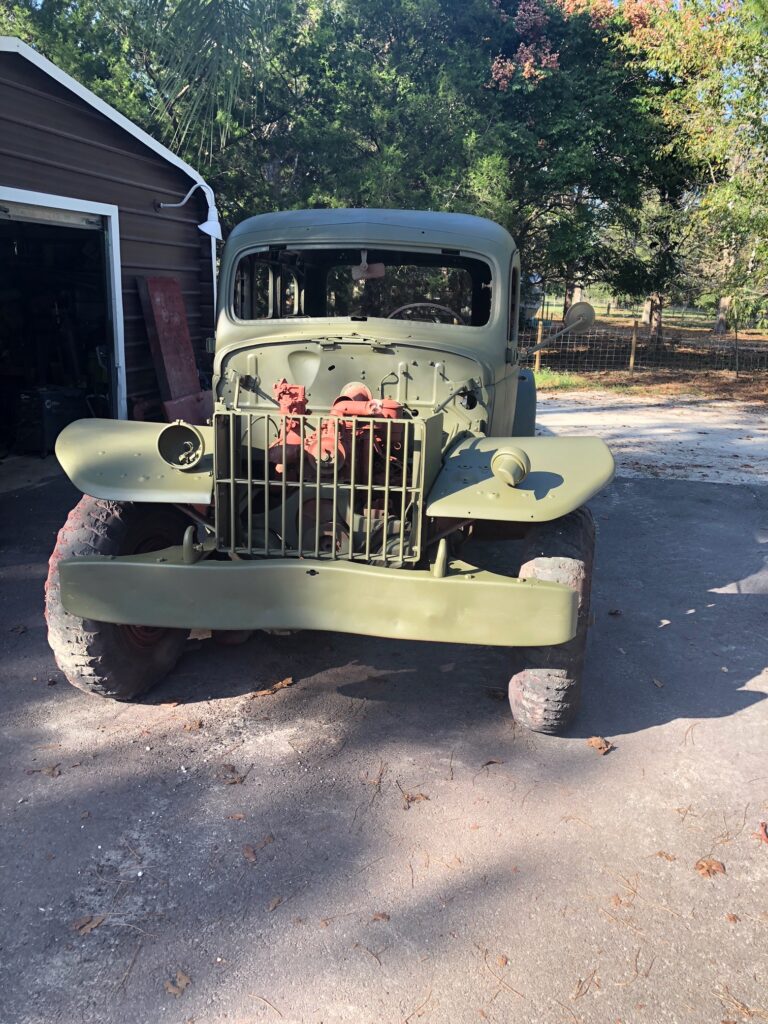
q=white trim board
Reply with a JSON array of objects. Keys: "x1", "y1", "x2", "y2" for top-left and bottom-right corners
[
  {"x1": 0, "y1": 185, "x2": 128, "y2": 420},
  {"x1": 0, "y1": 35, "x2": 220, "y2": 293}
]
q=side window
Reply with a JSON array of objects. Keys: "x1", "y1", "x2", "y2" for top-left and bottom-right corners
[
  {"x1": 509, "y1": 264, "x2": 520, "y2": 344},
  {"x1": 233, "y1": 254, "x2": 271, "y2": 319}
]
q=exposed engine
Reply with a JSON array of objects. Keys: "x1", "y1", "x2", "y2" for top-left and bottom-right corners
[
  {"x1": 261, "y1": 378, "x2": 413, "y2": 559},
  {"x1": 269, "y1": 378, "x2": 403, "y2": 476}
]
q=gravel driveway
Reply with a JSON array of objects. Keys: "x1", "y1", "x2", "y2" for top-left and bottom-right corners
[{"x1": 1, "y1": 391, "x2": 766, "y2": 1024}]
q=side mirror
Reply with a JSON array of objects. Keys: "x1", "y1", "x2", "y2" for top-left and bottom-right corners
[{"x1": 563, "y1": 300, "x2": 595, "y2": 331}]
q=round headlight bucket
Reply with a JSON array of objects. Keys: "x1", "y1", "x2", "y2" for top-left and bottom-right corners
[
  {"x1": 157, "y1": 421, "x2": 205, "y2": 470},
  {"x1": 490, "y1": 446, "x2": 531, "y2": 487}
]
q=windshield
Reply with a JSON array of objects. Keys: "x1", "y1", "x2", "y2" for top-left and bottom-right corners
[{"x1": 232, "y1": 247, "x2": 492, "y2": 326}]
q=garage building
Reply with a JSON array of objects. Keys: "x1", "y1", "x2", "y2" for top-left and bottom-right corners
[{"x1": 0, "y1": 36, "x2": 219, "y2": 454}]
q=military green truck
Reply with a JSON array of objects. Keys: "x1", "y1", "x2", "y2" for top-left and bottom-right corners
[{"x1": 46, "y1": 209, "x2": 613, "y2": 733}]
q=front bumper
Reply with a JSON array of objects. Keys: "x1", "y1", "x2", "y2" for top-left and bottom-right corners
[{"x1": 59, "y1": 550, "x2": 577, "y2": 648}]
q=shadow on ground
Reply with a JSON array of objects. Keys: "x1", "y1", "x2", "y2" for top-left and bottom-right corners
[{"x1": 0, "y1": 461, "x2": 766, "y2": 1023}]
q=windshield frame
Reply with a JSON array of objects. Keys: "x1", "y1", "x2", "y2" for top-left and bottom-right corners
[{"x1": 227, "y1": 242, "x2": 498, "y2": 330}]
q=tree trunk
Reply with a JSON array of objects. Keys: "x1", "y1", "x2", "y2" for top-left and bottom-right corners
[
  {"x1": 714, "y1": 296, "x2": 731, "y2": 334},
  {"x1": 641, "y1": 297, "x2": 652, "y2": 325},
  {"x1": 562, "y1": 281, "x2": 575, "y2": 320},
  {"x1": 649, "y1": 292, "x2": 663, "y2": 339}
]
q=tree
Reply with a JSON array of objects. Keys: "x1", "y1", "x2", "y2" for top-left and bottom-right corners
[
  {"x1": 5, "y1": 0, "x2": 684, "y2": 298},
  {"x1": 619, "y1": 0, "x2": 768, "y2": 330}
]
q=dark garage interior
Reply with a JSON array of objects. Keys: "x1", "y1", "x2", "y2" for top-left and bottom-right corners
[{"x1": 0, "y1": 213, "x2": 112, "y2": 456}]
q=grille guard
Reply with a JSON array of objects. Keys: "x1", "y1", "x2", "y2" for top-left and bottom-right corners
[{"x1": 214, "y1": 409, "x2": 443, "y2": 565}]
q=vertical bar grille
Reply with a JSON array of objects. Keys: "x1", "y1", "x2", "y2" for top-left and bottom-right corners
[{"x1": 214, "y1": 411, "x2": 430, "y2": 564}]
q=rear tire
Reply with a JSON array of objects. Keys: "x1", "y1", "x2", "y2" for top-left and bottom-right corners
[
  {"x1": 46, "y1": 497, "x2": 189, "y2": 700},
  {"x1": 508, "y1": 507, "x2": 595, "y2": 734}
]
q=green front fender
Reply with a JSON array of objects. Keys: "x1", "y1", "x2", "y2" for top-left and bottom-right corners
[
  {"x1": 55, "y1": 418, "x2": 214, "y2": 504},
  {"x1": 426, "y1": 435, "x2": 614, "y2": 523}
]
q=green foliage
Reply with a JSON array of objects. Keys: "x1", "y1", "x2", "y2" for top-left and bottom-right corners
[{"x1": 5, "y1": 0, "x2": 765, "y2": 318}]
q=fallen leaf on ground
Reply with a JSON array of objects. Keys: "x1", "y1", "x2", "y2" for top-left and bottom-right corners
[
  {"x1": 72, "y1": 914, "x2": 106, "y2": 936},
  {"x1": 402, "y1": 791, "x2": 429, "y2": 809},
  {"x1": 219, "y1": 764, "x2": 246, "y2": 785},
  {"x1": 652, "y1": 677, "x2": 664, "y2": 689},
  {"x1": 80, "y1": 811, "x2": 90, "y2": 821},
  {"x1": 695, "y1": 857, "x2": 726, "y2": 878},
  {"x1": 164, "y1": 970, "x2": 191, "y2": 997},
  {"x1": 655, "y1": 851, "x2": 676, "y2": 862},
  {"x1": 371, "y1": 912, "x2": 390, "y2": 922},
  {"x1": 481, "y1": 759, "x2": 505, "y2": 769},
  {"x1": 255, "y1": 833, "x2": 274, "y2": 850},
  {"x1": 250, "y1": 677, "x2": 294, "y2": 698},
  {"x1": 267, "y1": 896, "x2": 284, "y2": 912},
  {"x1": 227, "y1": 813, "x2": 245, "y2": 821},
  {"x1": 242, "y1": 844, "x2": 258, "y2": 863},
  {"x1": 183, "y1": 719, "x2": 203, "y2": 733},
  {"x1": 752, "y1": 822, "x2": 768, "y2": 845},
  {"x1": 726, "y1": 913, "x2": 740, "y2": 923},
  {"x1": 497, "y1": 955, "x2": 509, "y2": 967},
  {"x1": 160, "y1": 701, "x2": 180, "y2": 708},
  {"x1": 485, "y1": 687, "x2": 507, "y2": 701},
  {"x1": 43, "y1": 764, "x2": 62, "y2": 777},
  {"x1": 587, "y1": 736, "x2": 614, "y2": 756}
]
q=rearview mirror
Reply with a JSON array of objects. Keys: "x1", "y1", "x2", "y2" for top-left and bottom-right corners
[{"x1": 351, "y1": 249, "x2": 385, "y2": 281}]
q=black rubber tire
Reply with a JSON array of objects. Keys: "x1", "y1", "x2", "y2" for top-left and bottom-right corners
[
  {"x1": 508, "y1": 506, "x2": 595, "y2": 734},
  {"x1": 45, "y1": 497, "x2": 190, "y2": 700}
]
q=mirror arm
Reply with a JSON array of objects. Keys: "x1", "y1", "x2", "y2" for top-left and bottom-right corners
[{"x1": 524, "y1": 316, "x2": 588, "y2": 355}]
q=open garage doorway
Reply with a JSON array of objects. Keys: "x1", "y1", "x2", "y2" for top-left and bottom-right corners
[{"x1": 0, "y1": 190, "x2": 125, "y2": 458}]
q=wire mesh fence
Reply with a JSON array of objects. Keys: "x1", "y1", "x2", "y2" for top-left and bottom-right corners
[{"x1": 519, "y1": 324, "x2": 768, "y2": 375}]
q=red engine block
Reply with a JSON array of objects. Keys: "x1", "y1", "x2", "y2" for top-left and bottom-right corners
[{"x1": 269, "y1": 379, "x2": 403, "y2": 478}]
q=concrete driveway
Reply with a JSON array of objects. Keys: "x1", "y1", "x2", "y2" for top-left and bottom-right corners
[{"x1": 1, "y1": 394, "x2": 767, "y2": 1024}]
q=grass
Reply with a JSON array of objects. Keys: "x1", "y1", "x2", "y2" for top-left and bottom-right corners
[{"x1": 533, "y1": 367, "x2": 588, "y2": 391}]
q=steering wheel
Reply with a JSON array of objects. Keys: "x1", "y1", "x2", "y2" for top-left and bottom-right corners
[{"x1": 387, "y1": 302, "x2": 466, "y2": 325}]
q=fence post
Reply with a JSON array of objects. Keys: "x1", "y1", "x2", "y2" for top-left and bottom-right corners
[
  {"x1": 734, "y1": 325, "x2": 739, "y2": 377},
  {"x1": 534, "y1": 318, "x2": 543, "y2": 373},
  {"x1": 629, "y1": 320, "x2": 638, "y2": 374}
]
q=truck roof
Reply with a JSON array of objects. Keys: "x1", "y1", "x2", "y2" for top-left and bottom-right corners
[{"x1": 226, "y1": 208, "x2": 517, "y2": 265}]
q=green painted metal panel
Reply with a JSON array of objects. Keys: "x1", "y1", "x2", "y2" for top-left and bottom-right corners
[
  {"x1": 59, "y1": 548, "x2": 577, "y2": 647},
  {"x1": 426, "y1": 436, "x2": 615, "y2": 522}
]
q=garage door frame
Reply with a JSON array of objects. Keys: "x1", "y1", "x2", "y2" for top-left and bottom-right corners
[{"x1": 0, "y1": 185, "x2": 127, "y2": 419}]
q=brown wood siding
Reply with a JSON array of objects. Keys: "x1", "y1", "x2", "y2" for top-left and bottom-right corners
[{"x1": 0, "y1": 52, "x2": 215, "y2": 414}]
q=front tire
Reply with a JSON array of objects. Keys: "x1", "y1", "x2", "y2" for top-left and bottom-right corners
[
  {"x1": 508, "y1": 507, "x2": 595, "y2": 734},
  {"x1": 46, "y1": 497, "x2": 190, "y2": 700}
]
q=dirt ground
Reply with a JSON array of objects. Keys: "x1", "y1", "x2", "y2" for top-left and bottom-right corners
[
  {"x1": 541, "y1": 369, "x2": 768, "y2": 404},
  {"x1": 537, "y1": 389, "x2": 768, "y2": 487},
  {"x1": 591, "y1": 313, "x2": 768, "y2": 346},
  {"x1": 1, "y1": 392, "x2": 767, "y2": 1024}
]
